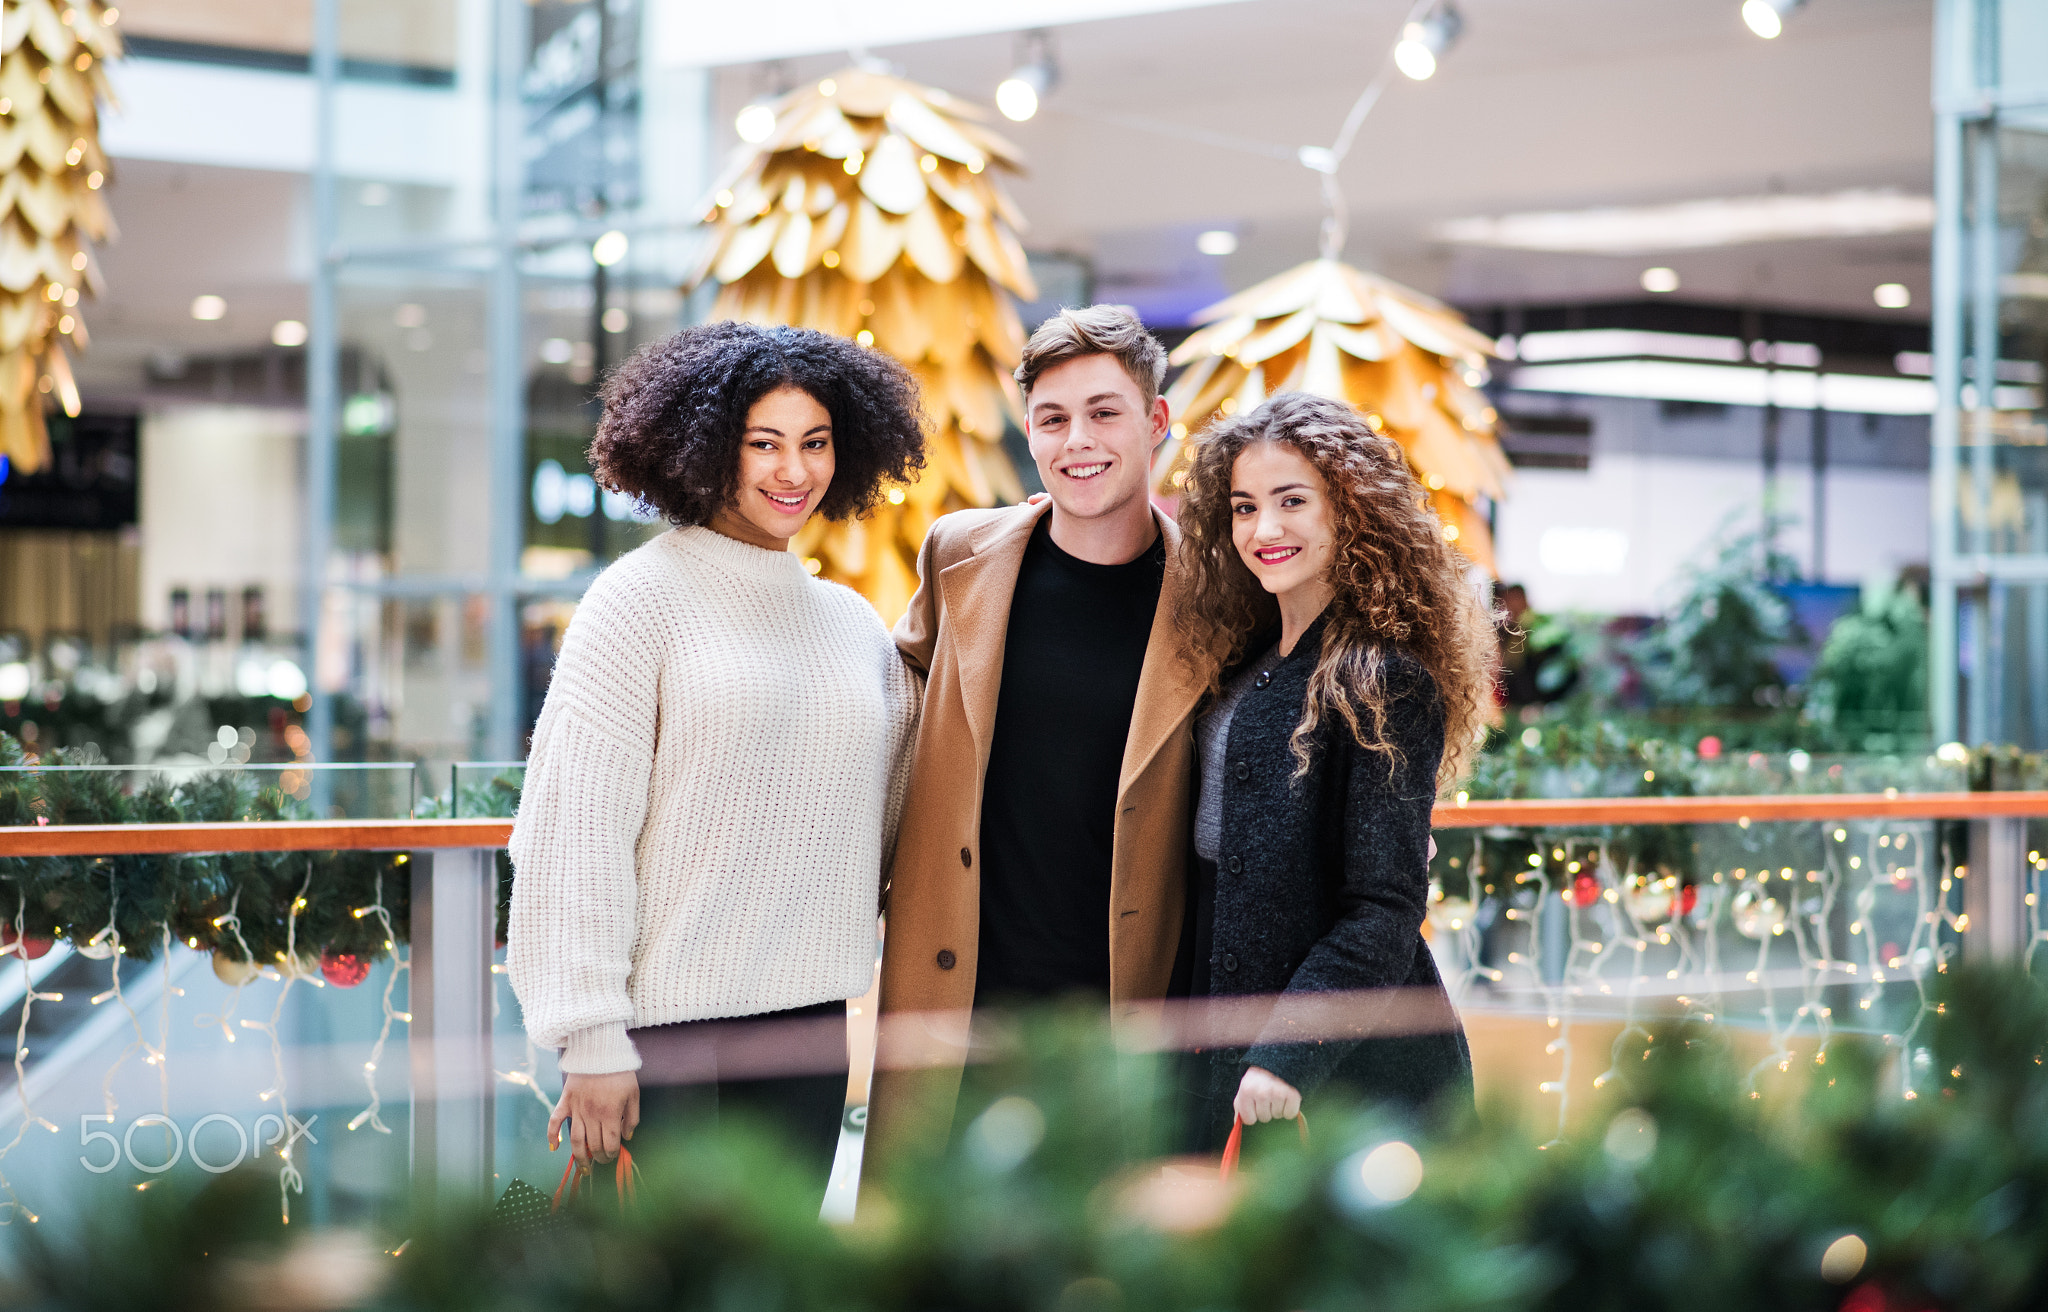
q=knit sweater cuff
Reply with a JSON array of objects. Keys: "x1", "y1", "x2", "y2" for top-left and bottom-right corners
[{"x1": 559, "y1": 1022, "x2": 641, "y2": 1074}]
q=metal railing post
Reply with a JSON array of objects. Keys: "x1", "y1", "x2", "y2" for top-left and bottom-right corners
[
  {"x1": 1965, "y1": 818, "x2": 2027, "y2": 961},
  {"x1": 409, "y1": 847, "x2": 497, "y2": 1200}
]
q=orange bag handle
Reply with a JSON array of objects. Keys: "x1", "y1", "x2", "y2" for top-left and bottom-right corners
[
  {"x1": 1218, "y1": 1112, "x2": 1308, "y2": 1183},
  {"x1": 552, "y1": 1146, "x2": 639, "y2": 1213}
]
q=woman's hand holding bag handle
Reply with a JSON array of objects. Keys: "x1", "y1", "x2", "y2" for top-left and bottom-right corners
[
  {"x1": 1218, "y1": 1112, "x2": 1309, "y2": 1183},
  {"x1": 552, "y1": 1146, "x2": 640, "y2": 1213}
]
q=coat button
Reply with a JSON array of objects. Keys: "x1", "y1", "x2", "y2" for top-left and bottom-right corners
[
  {"x1": 1254, "y1": 671, "x2": 1271, "y2": 689},
  {"x1": 1233, "y1": 762, "x2": 1250, "y2": 781},
  {"x1": 1226, "y1": 855, "x2": 1242, "y2": 874},
  {"x1": 937, "y1": 949, "x2": 957, "y2": 970},
  {"x1": 1221, "y1": 953, "x2": 1238, "y2": 972},
  {"x1": 960, "y1": 847, "x2": 972, "y2": 868}
]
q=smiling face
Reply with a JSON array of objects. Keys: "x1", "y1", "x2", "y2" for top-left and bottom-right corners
[
  {"x1": 1230, "y1": 440, "x2": 1337, "y2": 604},
  {"x1": 708, "y1": 385, "x2": 835, "y2": 552},
  {"x1": 1024, "y1": 353, "x2": 1169, "y2": 529}
]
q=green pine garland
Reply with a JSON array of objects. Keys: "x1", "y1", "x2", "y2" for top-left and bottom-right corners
[{"x1": 0, "y1": 732, "x2": 412, "y2": 969}]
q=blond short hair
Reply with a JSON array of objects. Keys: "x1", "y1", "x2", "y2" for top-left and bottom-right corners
[{"x1": 1014, "y1": 305, "x2": 1167, "y2": 407}]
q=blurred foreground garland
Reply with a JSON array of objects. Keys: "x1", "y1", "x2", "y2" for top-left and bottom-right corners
[{"x1": 17, "y1": 969, "x2": 2048, "y2": 1311}]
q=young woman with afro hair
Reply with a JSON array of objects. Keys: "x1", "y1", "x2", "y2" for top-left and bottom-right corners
[{"x1": 507, "y1": 322, "x2": 927, "y2": 1201}]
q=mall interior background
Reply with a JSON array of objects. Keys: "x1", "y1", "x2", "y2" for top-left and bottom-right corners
[{"x1": 0, "y1": 0, "x2": 2043, "y2": 780}]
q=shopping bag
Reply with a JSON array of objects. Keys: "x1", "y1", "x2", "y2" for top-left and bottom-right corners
[{"x1": 491, "y1": 1177, "x2": 556, "y2": 1238}]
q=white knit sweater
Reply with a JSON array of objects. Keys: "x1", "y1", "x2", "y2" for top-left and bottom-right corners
[{"x1": 507, "y1": 525, "x2": 919, "y2": 1075}]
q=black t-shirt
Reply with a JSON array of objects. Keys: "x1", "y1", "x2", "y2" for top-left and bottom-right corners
[{"x1": 974, "y1": 518, "x2": 1166, "y2": 1004}]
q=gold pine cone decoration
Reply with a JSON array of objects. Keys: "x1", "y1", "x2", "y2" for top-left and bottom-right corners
[
  {"x1": 0, "y1": 0, "x2": 117, "y2": 473},
  {"x1": 687, "y1": 68, "x2": 1036, "y2": 623},
  {"x1": 1151, "y1": 259, "x2": 1510, "y2": 574}
]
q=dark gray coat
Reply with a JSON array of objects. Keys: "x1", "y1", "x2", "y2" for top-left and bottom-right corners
[{"x1": 1196, "y1": 614, "x2": 1473, "y2": 1138}]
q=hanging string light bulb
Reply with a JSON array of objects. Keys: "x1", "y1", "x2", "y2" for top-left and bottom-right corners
[
  {"x1": 686, "y1": 66, "x2": 1035, "y2": 621},
  {"x1": 0, "y1": 0, "x2": 118, "y2": 473}
]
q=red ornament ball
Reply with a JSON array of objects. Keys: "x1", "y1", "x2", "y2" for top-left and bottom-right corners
[
  {"x1": 320, "y1": 950, "x2": 370, "y2": 988},
  {"x1": 1570, "y1": 873, "x2": 1601, "y2": 908},
  {"x1": 1676, "y1": 883, "x2": 1699, "y2": 918},
  {"x1": 1697, "y1": 735, "x2": 1722, "y2": 760},
  {"x1": 2, "y1": 926, "x2": 53, "y2": 960}
]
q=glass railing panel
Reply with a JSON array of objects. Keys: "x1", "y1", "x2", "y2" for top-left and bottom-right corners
[
  {"x1": 0, "y1": 940, "x2": 417, "y2": 1231},
  {"x1": 1430, "y1": 811, "x2": 2048, "y2": 1131},
  {"x1": 0, "y1": 761, "x2": 419, "y2": 820}
]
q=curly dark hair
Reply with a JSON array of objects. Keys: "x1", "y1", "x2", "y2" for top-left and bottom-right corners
[
  {"x1": 1175, "y1": 392, "x2": 1498, "y2": 790},
  {"x1": 590, "y1": 321, "x2": 927, "y2": 525}
]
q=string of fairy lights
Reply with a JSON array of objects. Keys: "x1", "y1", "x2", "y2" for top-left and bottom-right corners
[
  {"x1": 1432, "y1": 815, "x2": 1990, "y2": 1138},
  {"x1": 0, "y1": 863, "x2": 421, "y2": 1225}
]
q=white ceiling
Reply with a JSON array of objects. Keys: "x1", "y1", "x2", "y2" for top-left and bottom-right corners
[
  {"x1": 711, "y1": 0, "x2": 1936, "y2": 318},
  {"x1": 76, "y1": 0, "x2": 1939, "y2": 400}
]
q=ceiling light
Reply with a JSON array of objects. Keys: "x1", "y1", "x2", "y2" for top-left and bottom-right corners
[
  {"x1": 735, "y1": 102, "x2": 776, "y2": 144},
  {"x1": 1741, "y1": 0, "x2": 1805, "y2": 39},
  {"x1": 592, "y1": 230, "x2": 629, "y2": 267},
  {"x1": 1510, "y1": 359, "x2": 1937, "y2": 415},
  {"x1": 1196, "y1": 230, "x2": 1238, "y2": 256},
  {"x1": 997, "y1": 30, "x2": 1057, "y2": 122},
  {"x1": 1434, "y1": 189, "x2": 1934, "y2": 254},
  {"x1": 1394, "y1": 2, "x2": 1463, "y2": 81},
  {"x1": 190, "y1": 294, "x2": 225, "y2": 321},
  {"x1": 1516, "y1": 329, "x2": 1744, "y2": 364},
  {"x1": 1517, "y1": 329, "x2": 1820, "y2": 368},
  {"x1": 1640, "y1": 267, "x2": 1680, "y2": 294},
  {"x1": 271, "y1": 319, "x2": 308, "y2": 347},
  {"x1": 1539, "y1": 527, "x2": 1629, "y2": 577},
  {"x1": 1894, "y1": 351, "x2": 2043, "y2": 385},
  {"x1": 1873, "y1": 282, "x2": 1911, "y2": 309}
]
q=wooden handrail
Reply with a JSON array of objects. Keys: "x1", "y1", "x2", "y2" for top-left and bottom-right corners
[
  {"x1": 1433, "y1": 791, "x2": 2048, "y2": 828},
  {"x1": 0, "y1": 792, "x2": 2042, "y2": 857},
  {"x1": 0, "y1": 818, "x2": 514, "y2": 857}
]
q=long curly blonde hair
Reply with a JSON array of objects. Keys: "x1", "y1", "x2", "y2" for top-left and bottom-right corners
[{"x1": 1175, "y1": 392, "x2": 1497, "y2": 790}]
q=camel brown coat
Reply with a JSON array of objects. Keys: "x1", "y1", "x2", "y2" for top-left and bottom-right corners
[{"x1": 865, "y1": 499, "x2": 1204, "y2": 1167}]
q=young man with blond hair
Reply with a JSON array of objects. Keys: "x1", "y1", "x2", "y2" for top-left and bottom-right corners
[{"x1": 864, "y1": 305, "x2": 1206, "y2": 1166}]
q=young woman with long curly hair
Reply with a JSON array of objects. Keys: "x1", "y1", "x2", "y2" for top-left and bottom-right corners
[
  {"x1": 1172, "y1": 390, "x2": 1496, "y2": 1146},
  {"x1": 507, "y1": 322, "x2": 925, "y2": 1202}
]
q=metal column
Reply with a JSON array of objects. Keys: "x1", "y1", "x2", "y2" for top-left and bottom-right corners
[
  {"x1": 304, "y1": 0, "x2": 341, "y2": 771},
  {"x1": 1965, "y1": 819, "x2": 2028, "y2": 961},
  {"x1": 409, "y1": 848, "x2": 497, "y2": 1199},
  {"x1": 484, "y1": 0, "x2": 530, "y2": 762}
]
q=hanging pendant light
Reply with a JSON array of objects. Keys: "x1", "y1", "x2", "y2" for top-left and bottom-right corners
[
  {"x1": 1394, "y1": 2, "x2": 1463, "y2": 80},
  {"x1": 995, "y1": 30, "x2": 1058, "y2": 123}
]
